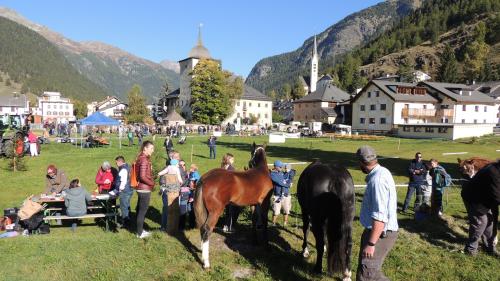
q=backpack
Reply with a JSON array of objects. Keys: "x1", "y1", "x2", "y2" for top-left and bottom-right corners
[
  {"x1": 130, "y1": 161, "x2": 139, "y2": 189},
  {"x1": 443, "y1": 171, "x2": 453, "y2": 187}
]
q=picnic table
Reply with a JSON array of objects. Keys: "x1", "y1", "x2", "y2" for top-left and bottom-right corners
[{"x1": 35, "y1": 194, "x2": 118, "y2": 231}]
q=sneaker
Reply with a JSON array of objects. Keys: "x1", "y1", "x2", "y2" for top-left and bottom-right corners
[
  {"x1": 108, "y1": 190, "x2": 117, "y2": 196},
  {"x1": 137, "y1": 230, "x2": 151, "y2": 239},
  {"x1": 438, "y1": 211, "x2": 443, "y2": 217},
  {"x1": 222, "y1": 225, "x2": 229, "y2": 233}
]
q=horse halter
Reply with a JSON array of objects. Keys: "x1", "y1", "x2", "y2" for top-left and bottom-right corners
[{"x1": 249, "y1": 146, "x2": 265, "y2": 168}]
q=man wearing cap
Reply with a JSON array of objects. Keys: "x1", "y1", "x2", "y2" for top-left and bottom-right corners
[
  {"x1": 270, "y1": 160, "x2": 292, "y2": 226},
  {"x1": 356, "y1": 145, "x2": 398, "y2": 281}
]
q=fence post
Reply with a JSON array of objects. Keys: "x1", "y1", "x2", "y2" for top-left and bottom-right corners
[{"x1": 191, "y1": 144, "x2": 194, "y2": 163}]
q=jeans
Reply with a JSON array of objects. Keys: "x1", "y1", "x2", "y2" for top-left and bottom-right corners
[
  {"x1": 403, "y1": 183, "x2": 427, "y2": 211},
  {"x1": 432, "y1": 187, "x2": 444, "y2": 214},
  {"x1": 209, "y1": 146, "x2": 216, "y2": 159},
  {"x1": 136, "y1": 192, "x2": 151, "y2": 235},
  {"x1": 119, "y1": 189, "x2": 133, "y2": 219},
  {"x1": 161, "y1": 191, "x2": 168, "y2": 230},
  {"x1": 464, "y1": 203, "x2": 498, "y2": 254}
]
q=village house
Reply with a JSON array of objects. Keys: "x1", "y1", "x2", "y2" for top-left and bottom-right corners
[
  {"x1": 0, "y1": 93, "x2": 29, "y2": 115},
  {"x1": 87, "y1": 96, "x2": 127, "y2": 121},
  {"x1": 224, "y1": 85, "x2": 273, "y2": 127},
  {"x1": 351, "y1": 80, "x2": 497, "y2": 140},
  {"x1": 293, "y1": 75, "x2": 351, "y2": 124},
  {"x1": 32, "y1": 91, "x2": 75, "y2": 124},
  {"x1": 471, "y1": 81, "x2": 500, "y2": 126}
]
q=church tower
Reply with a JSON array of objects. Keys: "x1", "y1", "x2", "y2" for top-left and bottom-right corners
[{"x1": 309, "y1": 35, "x2": 319, "y2": 94}]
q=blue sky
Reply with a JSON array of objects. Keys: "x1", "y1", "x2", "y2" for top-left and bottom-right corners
[{"x1": 1, "y1": 0, "x2": 382, "y2": 77}]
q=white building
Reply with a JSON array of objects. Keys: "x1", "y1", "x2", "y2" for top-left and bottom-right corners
[
  {"x1": 33, "y1": 91, "x2": 75, "y2": 123},
  {"x1": 412, "y1": 71, "x2": 431, "y2": 82},
  {"x1": 225, "y1": 85, "x2": 273, "y2": 127},
  {"x1": 351, "y1": 80, "x2": 497, "y2": 140},
  {"x1": 87, "y1": 96, "x2": 127, "y2": 121},
  {"x1": 0, "y1": 93, "x2": 29, "y2": 115},
  {"x1": 471, "y1": 81, "x2": 500, "y2": 126}
]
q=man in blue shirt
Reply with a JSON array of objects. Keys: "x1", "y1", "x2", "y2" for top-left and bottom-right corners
[
  {"x1": 270, "y1": 160, "x2": 291, "y2": 226},
  {"x1": 402, "y1": 152, "x2": 428, "y2": 213},
  {"x1": 356, "y1": 145, "x2": 399, "y2": 281}
]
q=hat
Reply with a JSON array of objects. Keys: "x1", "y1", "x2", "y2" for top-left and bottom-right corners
[
  {"x1": 170, "y1": 159, "x2": 179, "y2": 165},
  {"x1": 356, "y1": 146, "x2": 377, "y2": 163},
  {"x1": 274, "y1": 160, "x2": 284, "y2": 168}
]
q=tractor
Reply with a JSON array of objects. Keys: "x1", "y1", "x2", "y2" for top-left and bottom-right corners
[{"x1": 0, "y1": 114, "x2": 29, "y2": 157}]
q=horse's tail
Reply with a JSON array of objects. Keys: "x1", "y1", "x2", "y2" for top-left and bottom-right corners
[
  {"x1": 327, "y1": 168, "x2": 355, "y2": 274},
  {"x1": 194, "y1": 179, "x2": 208, "y2": 229}
]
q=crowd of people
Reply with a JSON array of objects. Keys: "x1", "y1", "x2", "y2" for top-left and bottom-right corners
[{"x1": 39, "y1": 136, "x2": 498, "y2": 279}]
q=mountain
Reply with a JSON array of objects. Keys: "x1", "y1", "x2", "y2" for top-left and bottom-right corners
[
  {"x1": 246, "y1": 0, "x2": 423, "y2": 93},
  {"x1": 329, "y1": 0, "x2": 500, "y2": 91},
  {"x1": 0, "y1": 16, "x2": 108, "y2": 101},
  {"x1": 0, "y1": 7, "x2": 179, "y2": 102}
]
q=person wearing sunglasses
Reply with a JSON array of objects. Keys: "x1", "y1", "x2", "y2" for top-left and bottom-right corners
[{"x1": 401, "y1": 152, "x2": 427, "y2": 213}]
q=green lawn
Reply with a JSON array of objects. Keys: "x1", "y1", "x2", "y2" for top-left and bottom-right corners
[{"x1": 0, "y1": 135, "x2": 499, "y2": 281}]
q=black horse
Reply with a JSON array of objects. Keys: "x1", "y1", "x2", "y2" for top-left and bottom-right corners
[{"x1": 297, "y1": 161, "x2": 355, "y2": 280}]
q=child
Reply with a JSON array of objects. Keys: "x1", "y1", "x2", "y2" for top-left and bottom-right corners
[{"x1": 187, "y1": 164, "x2": 201, "y2": 228}]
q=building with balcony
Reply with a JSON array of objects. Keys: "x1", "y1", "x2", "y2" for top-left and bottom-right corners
[
  {"x1": 33, "y1": 91, "x2": 75, "y2": 124},
  {"x1": 87, "y1": 96, "x2": 127, "y2": 122},
  {"x1": 351, "y1": 80, "x2": 497, "y2": 139},
  {"x1": 471, "y1": 81, "x2": 500, "y2": 126}
]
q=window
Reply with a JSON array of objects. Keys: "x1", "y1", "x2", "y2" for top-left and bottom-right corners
[
  {"x1": 237, "y1": 113, "x2": 241, "y2": 118},
  {"x1": 474, "y1": 119, "x2": 477, "y2": 124},
  {"x1": 65, "y1": 112, "x2": 69, "y2": 116},
  {"x1": 65, "y1": 105, "x2": 69, "y2": 109},
  {"x1": 298, "y1": 104, "x2": 301, "y2": 108},
  {"x1": 483, "y1": 119, "x2": 487, "y2": 123},
  {"x1": 376, "y1": 91, "x2": 380, "y2": 97},
  {"x1": 265, "y1": 103, "x2": 268, "y2": 108},
  {"x1": 11, "y1": 107, "x2": 15, "y2": 112},
  {"x1": 369, "y1": 118, "x2": 375, "y2": 124},
  {"x1": 414, "y1": 126, "x2": 422, "y2": 132},
  {"x1": 265, "y1": 114, "x2": 268, "y2": 118},
  {"x1": 249, "y1": 102, "x2": 252, "y2": 107},
  {"x1": 258, "y1": 113, "x2": 261, "y2": 118},
  {"x1": 360, "y1": 105, "x2": 365, "y2": 111},
  {"x1": 368, "y1": 92, "x2": 371, "y2": 98},
  {"x1": 484, "y1": 106, "x2": 487, "y2": 112},
  {"x1": 404, "y1": 118, "x2": 409, "y2": 124},
  {"x1": 380, "y1": 104, "x2": 386, "y2": 110},
  {"x1": 463, "y1": 105, "x2": 466, "y2": 111},
  {"x1": 425, "y1": 127, "x2": 434, "y2": 133},
  {"x1": 258, "y1": 103, "x2": 261, "y2": 108},
  {"x1": 360, "y1": 118, "x2": 365, "y2": 124},
  {"x1": 462, "y1": 119, "x2": 465, "y2": 123},
  {"x1": 423, "y1": 105, "x2": 427, "y2": 109},
  {"x1": 475, "y1": 106, "x2": 479, "y2": 112},
  {"x1": 47, "y1": 111, "x2": 51, "y2": 115},
  {"x1": 370, "y1": 105, "x2": 376, "y2": 111},
  {"x1": 60, "y1": 105, "x2": 63, "y2": 109},
  {"x1": 380, "y1": 118, "x2": 386, "y2": 124},
  {"x1": 404, "y1": 104, "x2": 409, "y2": 109},
  {"x1": 438, "y1": 127, "x2": 448, "y2": 133},
  {"x1": 47, "y1": 105, "x2": 51, "y2": 109},
  {"x1": 237, "y1": 102, "x2": 240, "y2": 106},
  {"x1": 59, "y1": 111, "x2": 63, "y2": 116},
  {"x1": 403, "y1": 126, "x2": 411, "y2": 132}
]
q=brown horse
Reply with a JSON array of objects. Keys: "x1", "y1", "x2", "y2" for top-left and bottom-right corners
[
  {"x1": 458, "y1": 157, "x2": 493, "y2": 178},
  {"x1": 194, "y1": 143, "x2": 273, "y2": 268}
]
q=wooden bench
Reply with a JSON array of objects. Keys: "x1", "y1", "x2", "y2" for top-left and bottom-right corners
[{"x1": 44, "y1": 213, "x2": 117, "y2": 231}]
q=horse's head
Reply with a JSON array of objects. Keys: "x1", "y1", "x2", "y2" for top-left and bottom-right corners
[{"x1": 249, "y1": 142, "x2": 267, "y2": 169}]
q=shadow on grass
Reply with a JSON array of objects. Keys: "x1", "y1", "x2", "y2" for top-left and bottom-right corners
[
  {"x1": 218, "y1": 224, "x2": 312, "y2": 281},
  {"x1": 215, "y1": 140, "x2": 415, "y2": 179},
  {"x1": 193, "y1": 154, "x2": 210, "y2": 159},
  {"x1": 398, "y1": 216, "x2": 468, "y2": 250}
]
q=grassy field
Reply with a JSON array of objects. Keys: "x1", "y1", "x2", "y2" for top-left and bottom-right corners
[{"x1": 0, "y1": 134, "x2": 499, "y2": 281}]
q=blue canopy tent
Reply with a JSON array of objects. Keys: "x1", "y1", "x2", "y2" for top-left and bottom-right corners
[{"x1": 78, "y1": 112, "x2": 121, "y2": 149}]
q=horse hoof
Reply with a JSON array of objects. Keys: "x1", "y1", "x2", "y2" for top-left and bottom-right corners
[
  {"x1": 203, "y1": 264, "x2": 210, "y2": 270},
  {"x1": 342, "y1": 278, "x2": 352, "y2": 281}
]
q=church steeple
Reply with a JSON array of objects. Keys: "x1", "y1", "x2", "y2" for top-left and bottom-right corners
[
  {"x1": 310, "y1": 35, "x2": 319, "y2": 94},
  {"x1": 197, "y1": 23, "x2": 203, "y2": 46},
  {"x1": 188, "y1": 24, "x2": 211, "y2": 59}
]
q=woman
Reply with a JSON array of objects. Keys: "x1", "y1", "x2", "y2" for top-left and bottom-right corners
[
  {"x1": 64, "y1": 179, "x2": 92, "y2": 232},
  {"x1": 95, "y1": 161, "x2": 114, "y2": 194},
  {"x1": 158, "y1": 159, "x2": 183, "y2": 233},
  {"x1": 135, "y1": 141, "x2": 155, "y2": 239},
  {"x1": 221, "y1": 153, "x2": 240, "y2": 233}
]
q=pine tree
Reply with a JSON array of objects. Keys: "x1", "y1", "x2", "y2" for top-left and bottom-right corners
[
  {"x1": 397, "y1": 58, "x2": 414, "y2": 83},
  {"x1": 291, "y1": 78, "x2": 306, "y2": 100},
  {"x1": 438, "y1": 45, "x2": 459, "y2": 83},
  {"x1": 73, "y1": 99, "x2": 88, "y2": 119},
  {"x1": 124, "y1": 84, "x2": 149, "y2": 123}
]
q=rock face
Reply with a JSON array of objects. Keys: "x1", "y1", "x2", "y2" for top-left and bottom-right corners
[
  {"x1": 246, "y1": 0, "x2": 423, "y2": 93},
  {"x1": 0, "y1": 7, "x2": 179, "y2": 101}
]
